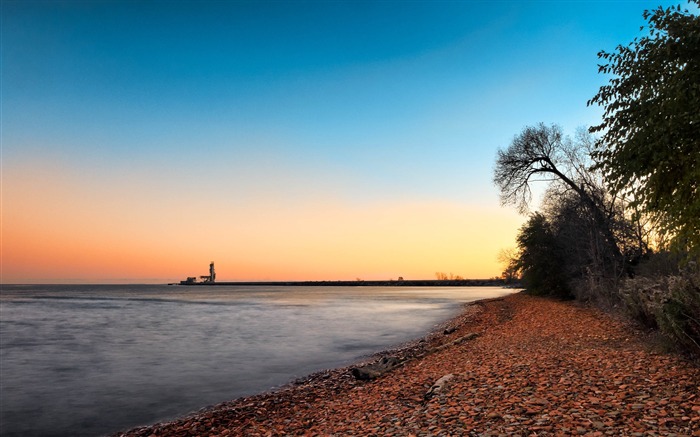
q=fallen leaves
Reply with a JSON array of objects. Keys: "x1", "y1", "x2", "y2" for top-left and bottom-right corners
[{"x1": 115, "y1": 294, "x2": 699, "y2": 436}]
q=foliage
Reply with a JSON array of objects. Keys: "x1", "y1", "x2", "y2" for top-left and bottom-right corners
[
  {"x1": 491, "y1": 3, "x2": 700, "y2": 356},
  {"x1": 618, "y1": 276, "x2": 666, "y2": 329},
  {"x1": 634, "y1": 250, "x2": 683, "y2": 277},
  {"x1": 494, "y1": 124, "x2": 626, "y2": 267},
  {"x1": 515, "y1": 213, "x2": 571, "y2": 297},
  {"x1": 657, "y1": 264, "x2": 700, "y2": 355},
  {"x1": 517, "y1": 186, "x2": 633, "y2": 302},
  {"x1": 619, "y1": 261, "x2": 700, "y2": 356},
  {"x1": 589, "y1": 2, "x2": 700, "y2": 256}
]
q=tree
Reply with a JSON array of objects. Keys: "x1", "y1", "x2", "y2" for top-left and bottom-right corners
[
  {"x1": 542, "y1": 187, "x2": 627, "y2": 301},
  {"x1": 589, "y1": 2, "x2": 700, "y2": 256},
  {"x1": 497, "y1": 247, "x2": 521, "y2": 283},
  {"x1": 493, "y1": 123, "x2": 624, "y2": 266},
  {"x1": 515, "y1": 213, "x2": 570, "y2": 297}
]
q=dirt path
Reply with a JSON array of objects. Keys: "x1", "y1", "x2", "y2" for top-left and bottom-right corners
[{"x1": 117, "y1": 293, "x2": 699, "y2": 436}]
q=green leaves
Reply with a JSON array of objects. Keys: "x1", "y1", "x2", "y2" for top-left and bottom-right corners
[
  {"x1": 589, "y1": 1, "x2": 700, "y2": 257},
  {"x1": 515, "y1": 213, "x2": 571, "y2": 297}
]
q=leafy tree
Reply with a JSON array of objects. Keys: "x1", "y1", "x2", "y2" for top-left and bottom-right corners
[
  {"x1": 589, "y1": 2, "x2": 700, "y2": 255},
  {"x1": 542, "y1": 189, "x2": 599, "y2": 279},
  {"x1": 542, "y1": 187, "x2": 628, "y2": 302},
  {"x1": 515, "y1": 213, "x2": 570, "y2": 297}
]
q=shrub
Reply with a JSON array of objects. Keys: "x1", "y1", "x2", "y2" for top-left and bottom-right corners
[
  {"x1": 657, "y1": 264, "x2": 700, "y2": 356},
  {"x1": 619, "y1": 262, "x2": 700, "y2": 356}
]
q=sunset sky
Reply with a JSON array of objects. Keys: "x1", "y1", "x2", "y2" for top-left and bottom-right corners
[{"x1": 1, "y1": 1, "x2": 681, "y2": 283}]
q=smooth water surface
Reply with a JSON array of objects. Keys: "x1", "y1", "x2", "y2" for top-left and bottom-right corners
[{"x1": 0, "y1": 285, "x2": 515, "y2": 437}]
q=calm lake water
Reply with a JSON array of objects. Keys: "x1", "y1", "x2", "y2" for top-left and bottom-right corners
[{"x1": 0, "y1": 285, "x2": 515, "y2": 437}]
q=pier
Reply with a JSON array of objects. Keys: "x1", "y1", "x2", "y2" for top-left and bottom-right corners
[{"x1": 179, "y1": 279, "x2": 509, "y2": 287}]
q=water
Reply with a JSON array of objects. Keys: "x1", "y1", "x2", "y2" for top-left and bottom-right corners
[{"x1": 0, "y1": 284, "x2": 515, "y2": 437}]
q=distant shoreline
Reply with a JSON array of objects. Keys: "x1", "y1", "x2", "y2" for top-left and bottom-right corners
[{"x1": 175, "y1": 279, "x2": 514, "y2": 287}]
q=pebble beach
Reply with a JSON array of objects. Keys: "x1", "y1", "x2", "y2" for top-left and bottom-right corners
[{"x1": 115, "y1": 292, "x2": 700, "y2": 436}]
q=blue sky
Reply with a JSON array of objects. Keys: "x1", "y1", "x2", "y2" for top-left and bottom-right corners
[{"x1": 1, "y1": 0, "x2": 686, "y2": 282}]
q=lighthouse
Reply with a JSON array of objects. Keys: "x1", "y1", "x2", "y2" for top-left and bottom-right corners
[
  {"x1": 209, "y1": 262, "x2": 216, "y2": 283},
  {"x1": 180, "y1": 262, "x2": 217, "y2": 284}
]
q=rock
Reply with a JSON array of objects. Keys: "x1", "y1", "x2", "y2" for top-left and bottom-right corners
[
  {"x1": 424, "y1": 374, "x2": 456, "y2": 399},
  {"x1": 351, "y1": 356, "x2": 402, "y2": 381}
]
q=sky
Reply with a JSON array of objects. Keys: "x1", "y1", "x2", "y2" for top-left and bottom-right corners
[{"x1": 1, "y1": 0, "x2": 683, "y2": 284}]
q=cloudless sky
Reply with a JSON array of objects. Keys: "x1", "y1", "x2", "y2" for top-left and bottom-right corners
[{"x1": 1, "y1": 0, "x2": 683, "y2": 283}]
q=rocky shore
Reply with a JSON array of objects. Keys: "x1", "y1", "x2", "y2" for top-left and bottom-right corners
[{"x1": 115, "y1": 293, "x2": 699, "y2": 436}]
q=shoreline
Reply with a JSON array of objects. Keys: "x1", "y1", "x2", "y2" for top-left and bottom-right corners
[
  {"x1": 173, "y1": 279, "x2": 513, "y2": 287},
  {"x1": 114, "y1": 293, "x2": 700, "y2": 436},
  {"x1": 114, "y1": 294, "x2": 497, "y2": 436}
]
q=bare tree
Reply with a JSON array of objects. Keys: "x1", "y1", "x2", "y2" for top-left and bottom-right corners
[
  {"x1": 497, "y1": 247, "x2": 521, "y2": 283},
  {"x1": 493, "y1": 123, "x2": 624, "y2": 266}
]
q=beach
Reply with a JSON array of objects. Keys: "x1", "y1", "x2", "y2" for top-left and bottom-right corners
[
  {"x1": 1, "y1": 285, "x2": 514, "y2": 436},
  {"x1": 115, "y1": 293, "x2": 700, "y2": 436}
]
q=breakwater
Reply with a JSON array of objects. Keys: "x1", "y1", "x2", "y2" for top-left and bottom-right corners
[{"x1": 179, "y1": 279, "x2": 511, "y2": 287}]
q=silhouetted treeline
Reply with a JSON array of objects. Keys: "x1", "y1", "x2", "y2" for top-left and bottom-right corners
[{"x1": 494, "y1": 3, "x2": 700, "y2": 356}]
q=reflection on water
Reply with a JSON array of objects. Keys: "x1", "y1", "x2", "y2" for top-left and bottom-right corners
[{"x1": 0, "y1": 285, "x2": 515, "y2": 437}]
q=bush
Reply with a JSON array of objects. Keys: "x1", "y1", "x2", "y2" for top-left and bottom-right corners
[
  {"x1": 570, "y1": 275, "x2": 621, "y2": 307},
  {"x1": 618, "y1": 262, "x2": 700, "y2": 356},
  {"x1": 618, "y1": 277, "x2": 666, "y2": 329},
  {"x1": 634, "y1": 251, "x2": 682, "y2": 278},
  {"x1": 657, "y1": 264, "x2": 700, "y2": 356}
]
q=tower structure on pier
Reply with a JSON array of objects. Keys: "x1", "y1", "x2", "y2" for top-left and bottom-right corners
[
  {"x1": 200, "y1": 261, "x2": 215, "y2": 283},
  {"x1": 181, "y1": 261, "x2": 216, "y2": 284}
]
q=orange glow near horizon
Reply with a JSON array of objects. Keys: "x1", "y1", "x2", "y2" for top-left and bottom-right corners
[
  {"x1": 3, "y1": 0, "x2": 669, "y2": 286},
  {"x1": 2, "y1": 158, "x2": 524, "y2": 284},
  {"x1": 3, "y1": 187, "x2": 522, "y2": 282}
]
